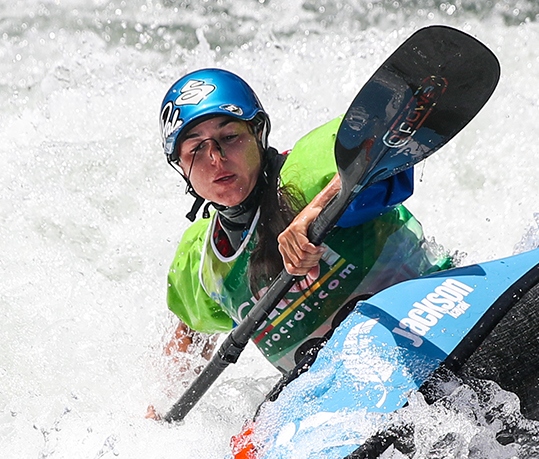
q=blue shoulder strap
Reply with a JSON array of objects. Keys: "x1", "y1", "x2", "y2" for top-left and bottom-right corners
[{"x1": 337, "y1": 168, "x2": 414, "y2": 228}]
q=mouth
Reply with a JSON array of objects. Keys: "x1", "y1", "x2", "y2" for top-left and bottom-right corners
[{"x1": 214, "y1": 173, "x2": 235, "y2": 183}]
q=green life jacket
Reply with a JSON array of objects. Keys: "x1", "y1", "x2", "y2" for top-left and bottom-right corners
[{"x1": 167, "y1": 117, "x2": 451, "y2": 373}]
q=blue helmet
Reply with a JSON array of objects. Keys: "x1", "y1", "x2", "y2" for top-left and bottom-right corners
[{"x1": 159, "y1": 68, "x2": 270, "y2": 163}]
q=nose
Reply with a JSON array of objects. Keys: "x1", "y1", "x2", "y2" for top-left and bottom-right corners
[{"x1": 202, "y1": 138, "x2": 226, "y2": 163}]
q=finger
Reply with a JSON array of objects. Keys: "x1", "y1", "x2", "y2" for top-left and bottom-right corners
[
  {"x1": 295, "y1": 266, "x2": 320, "y2": 290},
  {"x1": 282, "y1": 252, "x2": 323, "y2": 276},
  {"x1": 145, "y1": 405, "x2": 162, "y2": 421},
  {"x1": 278, "y1": 231, "x2": 323, "y2": 266},
  {"x1": 277, "y1": 231, "x2": 304, "y2": 267},
  {"x1": 279, "y1": 241, "x2": 324, "y2": 275},
  {"x1": 279, "y1": 240, "x2": 316, "y2": 273},
  {"x1": 306, "y1": 264, "x2": 321, "y2": 283}
]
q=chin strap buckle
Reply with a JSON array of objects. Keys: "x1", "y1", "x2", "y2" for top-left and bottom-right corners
[{"x1": 185, "y1": 195, "x2": 205, "y2": 222}]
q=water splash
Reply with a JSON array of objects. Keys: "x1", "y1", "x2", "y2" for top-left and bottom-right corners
[{"x1": 2, "y1": 1, "x2": 539, "y2": 458}]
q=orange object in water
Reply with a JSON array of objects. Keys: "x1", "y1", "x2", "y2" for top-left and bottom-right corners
[{"x1": 230, "y1": 421, "x2": 258, "y2": 459}]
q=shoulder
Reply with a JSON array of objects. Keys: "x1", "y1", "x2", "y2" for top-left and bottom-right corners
[
  {"x1": 280, "y1": 116, "x2": 343, "y2": 202},
  {"x1": 179, "y1": 215, "x2": 213, "y2": 248},
  {"x1": 182, "y1": 215, "x2": 212, "y2": 240},
  {"x1": 170, "y1": 215, "x2": 213, "y2": 268}
]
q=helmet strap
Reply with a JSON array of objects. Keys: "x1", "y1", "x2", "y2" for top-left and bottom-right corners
[
  {"x1": 185, "y1": 195, "x2": 205, "y2": 222},
  {"x1": 166, "y1": 158, "x2": 210, "y2": 222}
]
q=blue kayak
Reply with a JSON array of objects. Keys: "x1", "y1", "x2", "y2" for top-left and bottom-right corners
[{"x1": 241, "y1": 247, "x2": 539, "y2": 459}]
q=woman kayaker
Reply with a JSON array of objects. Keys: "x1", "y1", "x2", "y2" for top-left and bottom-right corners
[{"x1": 156, "y1": 67, "x2": 451, "y2": 385}]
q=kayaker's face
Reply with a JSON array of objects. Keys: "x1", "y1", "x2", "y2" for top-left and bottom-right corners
[{"x1": 177, "y1": 116, "x2": 262, "y2": 207}]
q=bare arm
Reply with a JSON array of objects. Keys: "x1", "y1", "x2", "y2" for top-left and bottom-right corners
[
  {"x1": 164, "y1": 320, "x2": 217, "y2": 362},
  {"x1": 277, "y1": 173, "x2": 341, "y2": 276},
  {"x1": 146, "y1": 320, "x2": 217, "y2": 419}
]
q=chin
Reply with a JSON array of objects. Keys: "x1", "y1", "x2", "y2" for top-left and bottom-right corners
[
  {"x1": 215, "y1": 193, "x2": 248, "y2": 208},
  {"x1": 213, "y1": 198, "x2": 241, "y2": 208}
]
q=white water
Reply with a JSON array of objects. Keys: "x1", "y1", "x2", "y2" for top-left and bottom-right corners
[{"x1": 1, "y1": 1, "x2": 539, "y2": 458}]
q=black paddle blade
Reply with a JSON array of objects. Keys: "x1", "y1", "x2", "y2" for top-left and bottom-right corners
[
  {"x1": 337, "y1": 25, "x2": 500, "y2": 194},
  {"x1": 308, "y1": 26, "x2": 499, "y2": 245}
]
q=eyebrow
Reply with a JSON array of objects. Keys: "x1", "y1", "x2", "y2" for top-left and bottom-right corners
[{"x1": 183, "y1": 118, "x2": 239, "y2": 141}]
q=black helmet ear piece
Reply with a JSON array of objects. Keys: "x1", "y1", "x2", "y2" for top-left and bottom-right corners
[
  {"x1": 184, "y1": 183, "x2": 213, "y2": 221},
  {"x1": 186, "y1": 195, "x2": 207, "y2": 222},
  {"x1": 185, "y1": 196, "x2": 212, "y2": 221}
]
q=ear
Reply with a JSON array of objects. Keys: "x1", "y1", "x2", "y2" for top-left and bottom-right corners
[
  {"x1": 256, "y1": 125, "x2": 264, "y2": 141},
  {"x1": 178, "y1": 161, "x2": 188, "y2": 176}
]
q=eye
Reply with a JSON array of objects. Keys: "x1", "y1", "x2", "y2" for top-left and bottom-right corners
[
  {"x1": 192, "y1": 143, "x2": 205, "y2": 154},
  {"x1": 222, "y1": 133, "x2": 239, "y2": 143},
  {"x1": 176, "y1": 146, "x2": 195, "y2": 165},
  {"x1": 181, "y1": 141, "x2": 200, "y2": 156}
]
